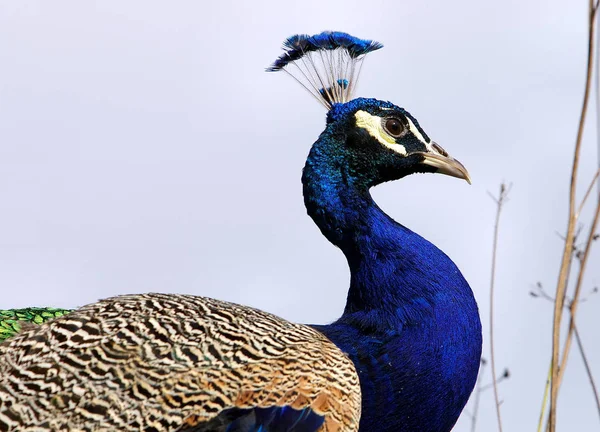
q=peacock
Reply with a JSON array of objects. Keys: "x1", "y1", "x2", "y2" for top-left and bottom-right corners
[{"x1": 0, "y1": 31, "x2": 482, "y2": 432}]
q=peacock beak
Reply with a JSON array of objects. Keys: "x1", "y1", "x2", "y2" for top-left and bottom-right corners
[{"x1": 419, "y1": 142, "x2": 472, "y2": 184}]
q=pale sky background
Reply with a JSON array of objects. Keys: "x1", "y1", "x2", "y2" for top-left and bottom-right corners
[{"x1": 1, "y1": 1, "x2": 599, "y2": 431}]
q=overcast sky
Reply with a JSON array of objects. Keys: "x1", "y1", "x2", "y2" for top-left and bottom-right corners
[{"x1": 1, "y1": 1, "x2": 599, "y2": 431}]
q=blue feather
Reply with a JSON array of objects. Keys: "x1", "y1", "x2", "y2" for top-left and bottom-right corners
[
  {"x1": 267, "y1": 31, "x2": 383, "y2": 107},
  {"x1": 303, "y1": 97, "x2": 482, "y2": 431},
  {"x1": 268, "y1": 31, "x2": 383, "y2": 71},
  {"x1": 206, "y1": 407, "x2": 324, "y2": 432},
  {"x1": 337, "y1": 79, "x2": 349, "y2": 88}
]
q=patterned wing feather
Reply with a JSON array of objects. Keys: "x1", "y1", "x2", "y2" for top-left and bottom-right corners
[{"x1": 0, "y1": 294, "x2": 361, "y2": 431}]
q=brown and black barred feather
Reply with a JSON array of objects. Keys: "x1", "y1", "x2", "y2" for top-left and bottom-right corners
[{"x1": 0, "y1": 293, "x2": 361, "y2": 431}]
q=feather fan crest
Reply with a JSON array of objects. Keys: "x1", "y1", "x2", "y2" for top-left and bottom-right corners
[{"x1": 267, "y1": 31, "x2": 383, "y2": 109}]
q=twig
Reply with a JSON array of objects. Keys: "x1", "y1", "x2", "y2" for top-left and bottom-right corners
[
  {"x1": 576, "y1": 168, "x2": 600, "y2": 217},
  {"x1": 470, "y1": 359, "x2": 487, "y2": 432},
  {"x1": 574, "y1": 323, "x2": 600, "y2": 420},
  {"x1": 531, "y1": 282, "x2": 556, "y2": 302},
  {"x1": 533, "y1": 281, "x2": 600, "y2": 432},
  {"x1": 489, "y1": 183, "x2": 510, "y2": 432},
  {"x1": 538, "y1": 364, "x2": 552, "y2": 432},
  {"x1": 549, "y1": 2, "x2": 599, "y2": 430},
  {"x1": 597, "y1": 0, "x2": 600, "y2": 204},
  {"x1": 479, "y1": 370, "x2": 511, "y2": 392},
  {"x1": 556, "y1": 198, "x2": 600, "y2": 389}
]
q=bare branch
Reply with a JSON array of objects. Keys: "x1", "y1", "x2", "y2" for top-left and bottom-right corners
[
  {"x1": 470, "y1": 359, "x2": 487, "y2": 432},
  {"x1": 480, "y1": 370, "x2": 511, "y2": 392},
  {"x1": 576, "y1": 168, "x2": 600, "y2": 218},
  {"x1": 538, "y1": 364, "x2": 552, "y2": 432},
  {"x1": 533, "y1": 283, "x2": 600, "y2": 431},
  {"x1": 597, "y1": 0, "x2": 600, "y2": 201},
  {"x1": 549, "y1": 3, "x2": 599, "y2": 430},
  {"x1": 574, "y1": 323, "x2": 600, "y2": 420},
  {"x1": 489, "y1": 182, "x2": 510, "y2": 432},
  {"x1": 556, "y1": 198, "x2": 600, "y2": 389}
]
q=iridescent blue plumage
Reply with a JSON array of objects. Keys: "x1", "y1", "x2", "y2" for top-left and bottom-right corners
[
  {"x1": 196, "y1": 406, "x2": 324, "y2": 432},
  {"x1": 267, "y1": 31, "x2": 383, "y2": 72},
  {"x1": 268, "y1": 30, "x2": 481, "y2": 430},
  {"x1": 203, "y1": 92, "x2": 482, "y2": 432},
  {"x1": 304, "y1": 98, "x2": 482, "y2": 431},
  {"x1": 267, "y1": 31, "x2": 383, "y2": 108}
]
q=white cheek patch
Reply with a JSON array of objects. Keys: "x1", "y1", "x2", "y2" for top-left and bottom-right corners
[{"x1": 354, "y1": 110, "x2": 407, "y2": 156}]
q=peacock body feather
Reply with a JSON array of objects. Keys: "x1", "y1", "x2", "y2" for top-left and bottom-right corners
[
  {"x1": 0, "y1": 31, "x2": 481, "y2": 432},
  {"x1": 0, "y1": 294, "x2": 360, "y2": 431}
]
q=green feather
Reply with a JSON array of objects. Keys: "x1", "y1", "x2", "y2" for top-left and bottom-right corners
[{"x1": 0, "y1": 308, "x2": 72, "y2": 342}]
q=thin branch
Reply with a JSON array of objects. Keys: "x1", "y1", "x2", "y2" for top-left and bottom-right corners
[
  {"x1": 479, "y1": 371, "x2": 511, "y2": 392},
  {"x1": 531, "y1": 282, "x2": 556, "y2": 302},
  {"x1": 470, "y1": 360, "x2": 487, "y2": 432},
  {"x1": 576, "y1": 168, "x2": 600, "y2": 217},
  {"x1": 549, "y1": 3, "x2": 599, "y2": 430},
  {"x1": 538, "y1": 364, "x2": 552, "y2": 432},
  {"x1": 489, "y1": 183, "x2": 509, "y2": 432},
  {"x1": 574, "y1": 323, "x2": 600, "y2": 420},
  {"x1": 556, "y1": 198, "x2": 600, "y2": 387},
  {"x1": 596, "y1": 0, "x2": 600, "y2": 203},
  {"x1": 533, "y1": 280, "x2": 599, "y2": 432}
]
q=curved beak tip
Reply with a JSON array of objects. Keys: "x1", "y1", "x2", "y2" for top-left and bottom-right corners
[{"x1": 420, "y1": 151, "x2": 472, "y2": 185}]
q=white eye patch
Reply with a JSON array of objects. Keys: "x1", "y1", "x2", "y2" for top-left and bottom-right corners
[
  {"x1": 354, "y1": 110, "x2": 432, "y2": 155},
  {"x1": 355, "y1": 110, "x2": 407, "y2": 155}
]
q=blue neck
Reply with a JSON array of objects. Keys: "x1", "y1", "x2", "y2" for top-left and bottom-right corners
[{"x1": 303, "y1": 133, "x2": 482, "y2": 432}]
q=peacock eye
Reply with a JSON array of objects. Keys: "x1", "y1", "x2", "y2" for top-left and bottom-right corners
[{"x1": 383, "y1": 117, "x2": 405, "y2": 138}]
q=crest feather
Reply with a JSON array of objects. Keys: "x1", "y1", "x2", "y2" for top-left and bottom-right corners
[{"x1": 267, "y1": 31, "x2": 383, "y2": 109}]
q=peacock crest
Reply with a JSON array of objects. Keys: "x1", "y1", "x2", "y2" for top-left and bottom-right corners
[{"x1": 267, "y1": 31, "x2": 383, "y2": 109}]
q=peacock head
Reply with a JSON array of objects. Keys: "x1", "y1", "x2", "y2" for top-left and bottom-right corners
[{"x1": 268, "y1": 31, "x2": 470, "y2": 187}]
